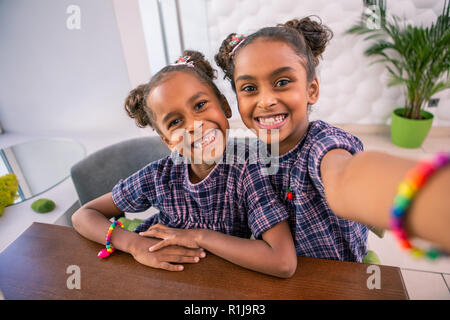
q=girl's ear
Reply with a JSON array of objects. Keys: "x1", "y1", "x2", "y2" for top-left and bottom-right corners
[
  {"x1": 220, "y1": 94, "x2": 232, "y2": 118},
  {"x1": 307, "y1": 77, "x2": 319, "y2": 105},
  {"x1": 161, "y1": 131, "x2": 185, "y2": 155}
]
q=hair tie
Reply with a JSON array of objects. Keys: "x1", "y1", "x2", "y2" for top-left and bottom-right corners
[
  {"x1": 229, "y1": 34, "x2": 246, "y2": 57},
  {"x1": 171, "y1": 55, "x2": 194, "y2": 67}
]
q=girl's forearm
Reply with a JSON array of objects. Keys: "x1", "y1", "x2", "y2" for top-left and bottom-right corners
[
  {"x1": 328, "y1": 151, "x2": 450, "y2": 251},
  {"x1": 195, "y1": 229, "x2": 296, "y2": 278},
  {"x1": 71, "y1": 208, "x2": 157, "y2": 254}
]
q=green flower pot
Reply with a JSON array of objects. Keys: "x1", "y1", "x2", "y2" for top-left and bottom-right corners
[{"x1": 391, "y1": 108, "x2": 434, "y2": 149}]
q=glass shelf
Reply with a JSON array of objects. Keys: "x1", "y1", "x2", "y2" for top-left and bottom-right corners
[{"x1": 0, "y1": 138, "x2": 86, "y2": 205}]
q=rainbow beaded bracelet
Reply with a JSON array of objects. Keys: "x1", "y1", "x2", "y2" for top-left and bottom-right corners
[
  {"x1": 98, "y1": 220, "x2": 124, "y2": 258},
  {"x1": 390, "y1": 152, "x2": 450, "y2": 260}
]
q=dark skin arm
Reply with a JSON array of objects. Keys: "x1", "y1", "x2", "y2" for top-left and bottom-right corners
[
  {"x1": 71, "y1": 192, "x2": 206, "y2": 271},
  {"x1": 140, "y1": 220, "x2": 297, "y2": 278},
  {"x1": 322, "y1": 149, "x2": 450, "y2": 251}
]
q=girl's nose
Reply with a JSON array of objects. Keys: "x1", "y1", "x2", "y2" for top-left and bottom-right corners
[
  {"x1": 186, "y1": 119, "x2": 203, "y2": 135},
  {"x1": 256, "y1": 90, "x2": 277, "y2": 110}
]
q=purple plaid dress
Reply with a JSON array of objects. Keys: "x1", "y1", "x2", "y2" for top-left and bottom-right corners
[
  {"x1": 111, "y1": 140, "x2": 290, "y2": 239},
  {"x1": 256, "y1": 120, "x2": 369, "y2": 262}
]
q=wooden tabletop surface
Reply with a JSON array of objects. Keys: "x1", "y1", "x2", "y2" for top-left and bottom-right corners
[{"x1": 0, "y1": 222, "x2": 408, "y2": 300}]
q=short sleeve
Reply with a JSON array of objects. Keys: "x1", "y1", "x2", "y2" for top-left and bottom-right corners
[
  {"x1": 111, "y1": 164, "x2": 155, "y2": 213},
  {"x1": 244, "y1": 163, "x2": 290, "y2": 240},
  {"x1": 308, "y1": 131, "x2": 364, "y2": 197}
]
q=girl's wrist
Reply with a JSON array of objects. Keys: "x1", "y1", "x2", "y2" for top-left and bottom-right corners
[
  {"x1": 193, "y1": 229, "x2": 206, "y2": 248},
  {"x1": 117, "y1": 228, "x2": 149, "y2": 256},
  {"x1": 126, "y1": 231, "x2": 142, "y2": 256},
  {"x1": 128, "y1": 232, "x2": 160, "y2": 256}
]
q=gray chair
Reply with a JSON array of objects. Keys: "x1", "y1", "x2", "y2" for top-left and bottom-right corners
[{"x1": 70, "y1": 136, "x2": 170, "y2": 207}]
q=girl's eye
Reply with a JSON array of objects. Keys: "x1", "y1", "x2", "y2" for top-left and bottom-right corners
[
  {"x1": 194, "y1": 101, "x2": 207, "y2": 111},
  {"x1": 275, "y1": 79, "x2": 290, "y2": 87},
  {"x1": 242, "y1": 85, "x2": 256, "y2": 92},
  {"x1": 168, "y1": 119, "x2": 181, "y2": 129}
]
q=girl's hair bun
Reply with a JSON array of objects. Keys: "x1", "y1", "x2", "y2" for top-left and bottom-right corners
[
  {"x1": 214, "y1": 33, "x2": 237, "y2": 82},
  {"x1": 181, "y1": 49, "x2": 217, "y2": 80},
  {"x1": 281, "y1": 16, "x2": 333, "y2": 66},
  {"x1": 124, "y1": 84, "x2": 151, "y2": 128}
]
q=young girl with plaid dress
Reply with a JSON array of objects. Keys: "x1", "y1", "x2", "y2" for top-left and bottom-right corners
[{"x1": 149, "y1": 17, "x2": 450, "y2": 261}]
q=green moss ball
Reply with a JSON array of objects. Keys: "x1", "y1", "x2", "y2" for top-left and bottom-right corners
[{"x1": 31, "y1": 198, "x2": 55, "y2": 213}]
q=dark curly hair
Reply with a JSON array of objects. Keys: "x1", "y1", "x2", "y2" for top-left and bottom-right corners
[
  {"x1": 215, "y1": 16, "x2": 333, "y2": 91},
  {"x1": 124, "y1": 50, "x2": 230, "y2": 133}
]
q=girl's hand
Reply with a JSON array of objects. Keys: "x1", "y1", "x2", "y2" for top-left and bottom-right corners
[
  {"x1": 139, "y1": 224, "x2": 202, "y2": 252},
  {"x1": 130, "y1": 234, "x2": 205, "y2": 272}
]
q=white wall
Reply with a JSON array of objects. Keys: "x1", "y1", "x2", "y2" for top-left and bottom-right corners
[
  {"x1": 204, "y1": 0, "x2": 450, "y2": 126},
  {"x1": 0, "y1": 0, "x2": 143, "y2": 136}
]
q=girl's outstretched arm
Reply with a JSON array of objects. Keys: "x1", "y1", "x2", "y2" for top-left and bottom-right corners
[
  {"x1": 321, "y1": 149, "x2": 450, "y2": 251},
  {"x1": 140, "y1": 220, "x2": 297, "y2": 278}
]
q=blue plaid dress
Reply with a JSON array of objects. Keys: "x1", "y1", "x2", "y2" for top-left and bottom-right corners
[
  {"x1": 256, "y1": 120, "x2": 369, "y2": 262},
  {"x1": 111, "y1": 140, "x2": 290, "y2": 240}
]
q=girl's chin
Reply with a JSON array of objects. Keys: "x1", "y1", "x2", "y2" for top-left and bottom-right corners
[
  {"x1": 254, "y1": 128, "x2": 286, "y2": 144},
  {"x1": 190, "y1": 145, "x2": 225, "y2": 164}
]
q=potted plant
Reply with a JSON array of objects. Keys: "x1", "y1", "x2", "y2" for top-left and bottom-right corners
[{"x1": 347, "y1": 0, "x2": 450, "y2": 148}]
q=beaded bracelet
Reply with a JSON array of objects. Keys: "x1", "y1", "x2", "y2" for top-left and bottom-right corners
[
  {"x1": 98, "y1": 220, "x2": 124, "y2": 258},
  {"x1": 390, "y1": 152, "x2": 450, "y2": 260}
]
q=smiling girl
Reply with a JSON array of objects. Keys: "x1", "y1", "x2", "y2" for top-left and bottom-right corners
[{"x1": 211, "y1": 17, "x2": 450, "y2": 259}]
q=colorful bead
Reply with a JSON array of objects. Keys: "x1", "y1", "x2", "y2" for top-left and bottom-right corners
[
  {"x1": 434, "y1": 153, "x2": 448, "y2": 167},
  {"x1": 390, "y1": 217, "x2": 403, "y2": 230},
  {"x1": 397, "y1": 181, "x2": 415, "y2": 198},
  {"x1": 411, "y1": 248, "x2": 425, "y2": 259},
  {"x1": 393, "y1": 228, "x2": 408, "y2": 241},
  {"x1": 393, "y1": 195, "x2": 410, "y2": 211},
  {"x1": 399, "y1": 239, "x2": 412, "y2": 250},
  {"x1": 426, "y1": 249, "x2": 440, "y2": 260},
  {"x1": 98, "y1": 248, "x2": 110, "y2": 258},
  {"x1": 417, "y1": 162, "x2": 435, "y2": 179},
  {"x1": 391, "y1": 206, "x2": 405, "y2": 218},
  {"x1": 405, "y1": 168, "x2": 426, "y2": 189}
]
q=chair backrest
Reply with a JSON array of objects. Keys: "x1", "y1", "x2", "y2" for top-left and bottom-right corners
[{"x1": 70, "y1": 136, "x2": 170, "y2": 206}]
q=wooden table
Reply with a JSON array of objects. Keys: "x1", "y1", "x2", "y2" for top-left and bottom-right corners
[{"x1": 0, "y1": 222, "x2": 408, "y2": 300}]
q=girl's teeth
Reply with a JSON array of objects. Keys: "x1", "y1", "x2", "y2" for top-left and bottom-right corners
[
  {"x1": 258, "y1": 115, "x2": 286, "y2": 125},
  {"x1": 194, "y1": 130, "x2": 216, "y2": 149}
]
